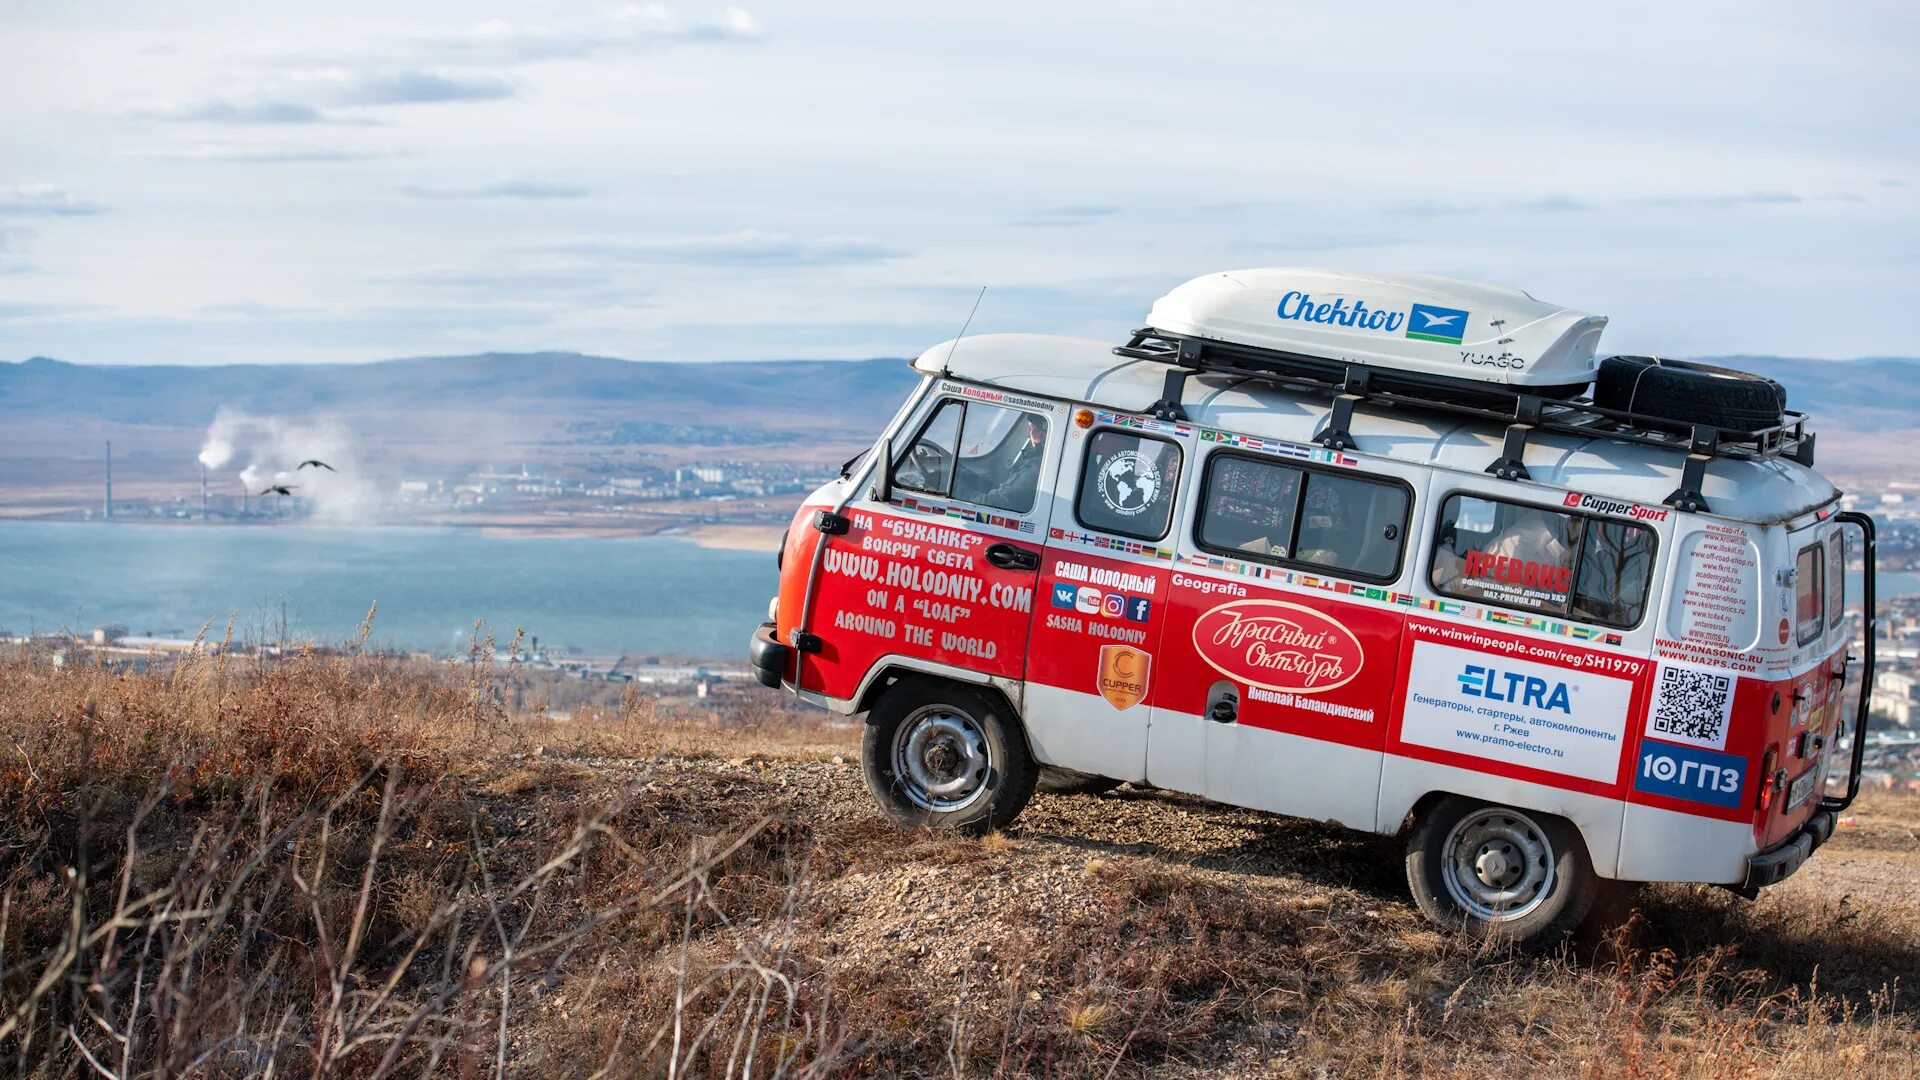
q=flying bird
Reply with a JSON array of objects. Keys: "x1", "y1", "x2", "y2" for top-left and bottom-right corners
[
  {"x1": 1418, "y1": 311, "x2": 1461, "y2": 328},
  {"x1": 298, "y1": 459, "x2": 335, "y2": 472},
  {"x1": 260, "y1": 485, "x2": 297, "y2": 497}
]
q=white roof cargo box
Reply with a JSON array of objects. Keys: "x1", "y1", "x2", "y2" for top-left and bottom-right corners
[{"x1": 1145, "y1": 269, "x2": 1607, "y2": 392}]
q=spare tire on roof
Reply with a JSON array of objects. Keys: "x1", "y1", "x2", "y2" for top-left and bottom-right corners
[{"x1": 1592, "y1": 355, "x2": 1786, "y2": 437}]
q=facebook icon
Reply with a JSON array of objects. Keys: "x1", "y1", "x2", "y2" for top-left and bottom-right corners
[{"x1": 1125, "y1": 597, "x2": 1152, "y2": 622}]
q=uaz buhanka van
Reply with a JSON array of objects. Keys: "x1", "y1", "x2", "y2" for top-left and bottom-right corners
[{"x1": 748, "y1": 269, "x2": 1877, "y2": 947}]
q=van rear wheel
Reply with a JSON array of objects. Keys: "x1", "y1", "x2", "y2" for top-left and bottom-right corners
[
  {"x1": 1406, "y1": 796, "x2": 1596, "y2": 950},
  {"x1": 861, "y1": 678, "x2": 1037, "y2": 835}
]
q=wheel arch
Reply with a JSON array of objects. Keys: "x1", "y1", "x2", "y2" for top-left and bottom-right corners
[
  {"x1": 851, "y1": 656, "x2": 1025, "y2": 720},
  {"x1": 1382, "y1": 777, "x2": 1621, "y2": 878}
]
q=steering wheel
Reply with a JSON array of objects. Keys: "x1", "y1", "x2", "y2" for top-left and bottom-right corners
[{"x1": 902, "y1": 442, "x2": 950, "y2": 486}]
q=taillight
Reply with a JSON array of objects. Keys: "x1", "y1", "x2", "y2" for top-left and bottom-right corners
[{"x1": 1758, "y1": 746, "x2": 1779, "y2": 811}]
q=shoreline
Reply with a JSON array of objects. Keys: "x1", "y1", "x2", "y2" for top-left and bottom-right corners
[{"x1": 0, "y1": 516, "x2": 788, "y2": 552}]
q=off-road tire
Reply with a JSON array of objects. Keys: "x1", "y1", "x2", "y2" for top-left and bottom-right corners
[
  {"x1": 1405, "y1": 796, "x2": 1598, "y2": 951},
  {"x1": 861, "y1": 678, "x2": 1038, "y2": 835},
  {"x1": 1034, "y1": 767, "x2": 1123, "y2": 797},
  {"x1": 1593, "y1": 355, "x2": 1786, "y2": 436}
]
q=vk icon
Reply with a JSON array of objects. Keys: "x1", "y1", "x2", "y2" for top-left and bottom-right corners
[
  {"x1": 1101, "y1": 593, "x2": 1125, "y2": 618},
  {"x1": 1075, "y1": 587, "x2": 1102, "y2": 615},
  {"x1": 1125, "y1": 596, "x2": 1152, "y2": 623},
  {"x1": 1051, "y1": 582, "x2": 1078, "y2": 610},
  {"x1": 1406, "y1": 303, "x2": 1469, "y2": 345}
]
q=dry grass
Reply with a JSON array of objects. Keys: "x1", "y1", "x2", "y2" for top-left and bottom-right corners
[{"x1": 0, "y1": 640, "x2": 1915, "y2": 1077}]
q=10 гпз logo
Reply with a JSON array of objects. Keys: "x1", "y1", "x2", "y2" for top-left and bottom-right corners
[{"x1": 1633, "y1": 740, "x2": 1746, "y2": 809}]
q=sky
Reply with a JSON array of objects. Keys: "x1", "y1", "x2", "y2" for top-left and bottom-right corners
[{"x1": 0, "y1": 0, "x2": 1915, "y2": 366}]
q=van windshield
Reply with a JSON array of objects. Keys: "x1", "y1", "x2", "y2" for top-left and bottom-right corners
[{"x1": 1429, "y1": 494, "x2": 1655, "y2": 628}]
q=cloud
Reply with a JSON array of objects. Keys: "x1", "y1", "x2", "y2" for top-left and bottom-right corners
[
  {"x1": 538, "y1": 230, "x2": 909, "y2": 267},
  {"x1": 1010, "y1": 204, "x2": 1120, "y2": 228},
  {"x1": 1226, "y1": 233, "x2": 1410, "y2": 253},
  {"x1": 328, "y1": 70, "x2": 515, "y2": 106},
  {"x1": 1627, "y1": 190, "x2": 1804, "y2": 209},
  {"x1": 0, "y1": 185, "x2": 108, "y2": 216},
  {"x1": 159, "y1": 100, "x2": 335, "y2": 125},
  {"x1": 151, "y1": 69, "x2": 515, "y2": 126},
  {"x1": 371, "y1": 264, "x2": 619, "y2": 297},
  {"x1": 411, "y1": 6, "x2": 763, "y2": 64},
  {"x1": 401, "y1": 180, "x2": 589, "y2": 200},
  {"x1": 160, "y1": 146, "x2": 386, "y2": 164}
]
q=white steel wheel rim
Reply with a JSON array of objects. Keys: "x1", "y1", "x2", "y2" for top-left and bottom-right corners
[
  {"x1": 1441, "y1": 807, "x2": 1556, "y2": 923},
  {"x1": 892, "y1": 705, "x2": 991, "y2": 813}
]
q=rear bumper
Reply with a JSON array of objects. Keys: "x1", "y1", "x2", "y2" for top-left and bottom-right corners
[
  {"x1": 748, "y1": 622, "x2": 789, "y2": 689},
  {"x1": 1741, "y1": 810, "x2": 1835, "y2": 893}
]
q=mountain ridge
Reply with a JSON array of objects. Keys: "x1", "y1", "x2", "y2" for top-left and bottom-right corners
[{"x1": 3, "y1": 350, "x2": 1915, "y2": 431}]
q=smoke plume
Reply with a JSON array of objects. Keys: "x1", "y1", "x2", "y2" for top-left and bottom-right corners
[{"x1": 195, "y1": 409, "x2": 380, "y2": 522}]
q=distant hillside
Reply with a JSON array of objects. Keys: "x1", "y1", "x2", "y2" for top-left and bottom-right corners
[
  {"x1": 0, "y1": 353, "x2": 920, "y2": 431},
  {"x1": 1697, "y1": 356, "x2": 1920, "y2": 430}
]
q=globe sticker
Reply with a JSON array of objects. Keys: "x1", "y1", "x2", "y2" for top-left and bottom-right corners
[{"x1": 1097, "y1": 450, "x2": 1160, "y2": 517}]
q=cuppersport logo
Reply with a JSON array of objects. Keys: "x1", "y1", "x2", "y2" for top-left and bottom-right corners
[{"x1": 1097, "y1": 645, "x2": 1151, "y2": 710}]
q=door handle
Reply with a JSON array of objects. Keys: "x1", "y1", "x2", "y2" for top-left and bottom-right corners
[{"x1": 985, "y1": 543, "x2": 1039, "y2": 571}]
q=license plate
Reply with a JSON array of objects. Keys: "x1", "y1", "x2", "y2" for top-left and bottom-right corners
[{"x1": 1786, "y1": 768, "x2": 1817, "y2": 810}]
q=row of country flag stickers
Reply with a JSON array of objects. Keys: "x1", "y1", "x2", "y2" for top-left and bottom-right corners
[
  {"x1": 1198, "y1": 428, "x2": 1360, "y2": 468},
  {"x1": 890, "y1": 496, "x2": 1038, "y2": 534},
  {"x1": 1092, "y1": 411, "x2": 1364, "y2": 470},
  {"x1": 1181, "y1": 553, "x2": 1623, "y2": 646},
  {"x1": 1047, "y1": 527, "x2": 1175, "y2": 560}
]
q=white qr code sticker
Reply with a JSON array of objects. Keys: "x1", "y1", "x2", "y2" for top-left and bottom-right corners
[{"x1": 1646, "y1": 662, "x2": 1736, "y2": 750}]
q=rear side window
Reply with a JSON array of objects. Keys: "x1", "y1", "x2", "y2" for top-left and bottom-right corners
[
  {"x1": 1429, "y1": 494, "x2": 1656, "y2": 628},
  {"x1": 1076, "y1": 429, "x2": 1181, "y2": 540},
  {"x1": 1795, "y1": 542, "x2": 1824, "y2": 645},
  {"x1": 1826, "y1": 532, "x2": 1845, "y2": 630},
  {"x1": 893, "y1": 398, "x2": 1049, "y2": 515},
  {"x1": 1196, "y1": 452, "x2": 1409, "y2": 582}
]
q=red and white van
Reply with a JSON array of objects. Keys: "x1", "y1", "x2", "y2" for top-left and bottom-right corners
[{"x1": 748, "y1": 270, "x2": 1877, "y2": 947}]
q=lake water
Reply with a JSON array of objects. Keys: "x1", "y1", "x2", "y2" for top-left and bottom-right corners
[
  {"x1": 0, "y1": 523, "x2": 776, "y2": 659},
  {"x1": 2, "y1": 522, "x2": 1912, "y2": 661}
]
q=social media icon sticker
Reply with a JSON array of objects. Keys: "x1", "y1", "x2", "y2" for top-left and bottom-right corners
[
  {"x1": 1052, "y1": 583, "x2": 1078, "y2": 609},
  {"x1": 1075, "y1": 587, "x2": 1101, "y2": 614},
  {"x1": 1125, "y1": 596, "x2": 1152, "y2": 622},
  {"x1": 1102, "y1": 593, "x2": 1125, "y2": 618}
]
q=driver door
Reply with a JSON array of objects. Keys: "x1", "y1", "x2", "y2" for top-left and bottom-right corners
[{"x1": 795, "y1": 385, "x2": 1066, "y2": 701}]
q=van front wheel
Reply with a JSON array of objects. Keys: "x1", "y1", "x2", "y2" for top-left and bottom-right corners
[
  {"x1": 861, "y1": 679, "x2": 1037, "y2": 835},
  {"x1": 1406, "y1": 796, "x2": 1596, "y2": 950}
]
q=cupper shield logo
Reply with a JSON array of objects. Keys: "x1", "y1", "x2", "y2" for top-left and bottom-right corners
[
  {"x1": 1190, "y1": 598, "x2": 1362, "y2": 694},
  {"x1": 1097, "y1": 645, "x2": 1151, "y2": 710}
]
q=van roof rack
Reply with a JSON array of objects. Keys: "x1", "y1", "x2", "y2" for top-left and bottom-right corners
[{"x1": 1113, "y1": 327, "x2": 1813, "y2": 515}]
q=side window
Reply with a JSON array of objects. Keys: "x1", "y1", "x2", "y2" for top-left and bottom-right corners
[
  {"x1": 1296, "y1": 471, "x2": 1409, "y2": 580},
  {"x1": 1076, "y1": 429, "x2": 1181, "y2": 540},
  {"x1": 1574, "y1": 519, "x2": 1657, "y2": 627},
  {"x1": 1826, "y1": 531, "x2": 1845, "y2": 630},
  {"x1": 893, "y1": 400, "x2": 961, "y2": 496},
  {"x1": 1796, "y1": 542, "x2": 1824, "y2": 645},
  {"x1": 893, "y1": 399, "x2": 1049, "y2": 515},
  {"x1": 1429, "y1": 494, "x2": 1656, "y2": 629},
  {"x1": 1196, "y1": 454, "x2": 1301, "y2": 557},
  {"x1": 1195, "y1": 452, "x2": 1408, "y2": 582}
]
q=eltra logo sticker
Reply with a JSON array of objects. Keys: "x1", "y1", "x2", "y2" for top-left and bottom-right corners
[
  {"x1": 1406, "y1": 303, "x2": 1469, "y2": 345},
  {"x1": 1098, "y1": 644, "x2": 1151, "y2": 710}
]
